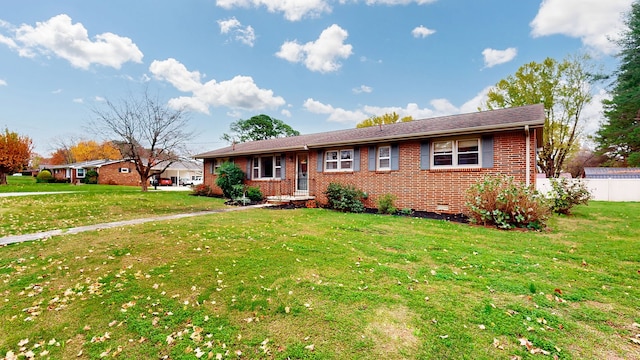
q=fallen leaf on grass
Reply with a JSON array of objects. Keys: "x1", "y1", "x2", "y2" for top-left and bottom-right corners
[{"x1": 305, "y1": 344, "x2": 315, "y2": 351}]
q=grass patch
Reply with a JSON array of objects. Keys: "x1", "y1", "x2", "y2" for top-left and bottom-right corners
[
  {"x1": 0, "y1": 177, "x2": 227, "y2": 236},
  {"x1": 0, "y1": 200, "x2": 639, "y2": 359}
]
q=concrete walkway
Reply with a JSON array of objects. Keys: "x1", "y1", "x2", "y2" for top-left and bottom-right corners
[{"x1": 0, "y1": 204, "x2": 272, "y2": 246}]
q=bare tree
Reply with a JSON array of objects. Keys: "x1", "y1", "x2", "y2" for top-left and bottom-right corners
[{"x1": 91, "y1": 90, "x2": 193, "y2": 191}]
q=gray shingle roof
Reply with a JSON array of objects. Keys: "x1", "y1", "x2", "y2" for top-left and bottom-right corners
[
  {"x1": 584, "y1": 167, "x2": 640, "y2": 179},
  {"x1": 195, "y1": 104, "x2": 545, "y2": 159}
]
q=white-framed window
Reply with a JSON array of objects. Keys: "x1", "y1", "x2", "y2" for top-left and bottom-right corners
[
  {"x1": 119, "y1": 167, "x2": 130, "y2": 173},
  {"x1": 377, "y1": 146, "x2": 391, "y2": 170},
  {"x1": 325, "y1": 149, "x2": 354, "y2": 171},
  {"x1": 252, "y1": 155, "x2": 282, "y2": 179},
  {"x1": 432, "y1": 138, "x2": 480, "y2": 168},
  {"x1": 76, "y1": 168, "x2": 86, "y2": 178},
  {"x1": 211, "y1": 158, "x2": 229, "y2": 174}
]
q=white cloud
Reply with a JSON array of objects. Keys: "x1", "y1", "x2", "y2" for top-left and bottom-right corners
[
  {"x1": 353, "y1": 85, "x2": 372, "y2": 94},
  {"x1": 482, "y1": 47, "x2": 517, "y2": 68},
  {"x1": 72, "y1": 98, "x2": 83, "y2": 103},
  {"x1": 95, "y1": 96, "x2": 105, "y2": 102},
  {"x1": 0, "y1": 79, "x2": 7, "y2": 86},
  {"x1": 281, "y1": 109, "x2": 292, "y2": 117},
  {"x1": 363, "y1": 0, "x2": 437, "y2": 4},
  {"x1": 150, "y1": 58, "x2": 286, "y2": 114},
  {"x1": 412, "y1": 25, "x2": 436, "y2": 38},
  {"x1": 216, "y1": 0, "x2": 331, "y2": 21},
  {"x1": 0, "y1": 14, "x2": 143, "y2": 69},
  {"x1": 51, "y1": 88, "x2": 62, "y2": 94},
  {"x1": 304, "y1": 87, "x2": 491, "y2": 123},
  {"x1": 276, "y1": 24, "x2": 353, "y2": 73},
  {"x1": 217, "y1": 17, "x2": 256, "y2": 47},
  {"x1": 530, "y1": 0, "x2": 633, "y2": 55},
  {"x1": 581, "y1": 88, "x2": 610, "y2": 135}
]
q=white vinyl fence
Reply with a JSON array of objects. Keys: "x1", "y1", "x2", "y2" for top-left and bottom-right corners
[{"x1": 537, "y1": 178, "x2": 640, "y2": 202}]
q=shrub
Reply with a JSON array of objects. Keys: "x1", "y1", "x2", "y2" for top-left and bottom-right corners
[
  {"x1": 548, "y1": 177, "x2": 592, "y2": 214},
  {"x1": 324, "y1": 182, "x2": 365, "y2": 213},
  {"x1": 215, "y1": 162, "x2": 245, "y2": 199},
  {"x1": 36, "y1": 169, "x2": 53, "y2": 183},
  {"x1": 246, "y1": 186, "x2": 264, "y2": 202},
  {"x1": 191, "y1": 184, "x2": 213, "y2": 197},
  {"x1": 84, "y1": 170, "x2": 99, "y2": 184},
  {"x1": 377, "y1": 193, "x2": 397, "y2": 214},
  {"x1": 465, "y1": 175, "x2": 550, "y2": 230}
]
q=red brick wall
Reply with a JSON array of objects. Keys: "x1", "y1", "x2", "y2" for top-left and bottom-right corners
[
  {"x1": 202, "y1": 130, "x2": 537, "y2": 213},
  {"x1": 98, "y1": 162, "x2": 144, "y2": 186}
]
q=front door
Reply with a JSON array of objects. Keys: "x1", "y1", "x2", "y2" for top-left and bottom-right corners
[{"x1": 295, "y1": 153, "x2": 309, "y2": 195}]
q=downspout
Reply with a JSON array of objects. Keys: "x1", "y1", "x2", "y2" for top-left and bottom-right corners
[{"x1": 525, "y1": 125, "x2": 530, "y2": 187}]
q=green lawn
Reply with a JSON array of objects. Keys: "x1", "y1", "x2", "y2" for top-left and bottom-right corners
[
  {"x1": 0, "y1": 193, "x2": 639, "y2": 359},
  {"x1": 0, "y1": 176, "x2": 228, "y2": 237}
]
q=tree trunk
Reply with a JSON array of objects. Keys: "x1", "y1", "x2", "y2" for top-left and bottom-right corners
[
  {"x1": 140, "y1": 178, "x2": 149, "y2": 192},
  {"x1": 0, "y1": 172, "x2": 7, "y2": 185}
]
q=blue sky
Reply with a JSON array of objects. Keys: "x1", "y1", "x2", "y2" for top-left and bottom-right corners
[{"x1": 0, "y1": 0, "x2": 634, "y2": 155}]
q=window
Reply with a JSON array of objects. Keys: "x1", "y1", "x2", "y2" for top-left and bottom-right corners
[
  {"x1": 377, "y1": 146, "x2": 391, "y2": 170},
  {"x1": 76, "y1": 168, "x2": 86, "y2": 178},
  {"x1": 252, "y1": 155, "x2": 282, "y2": 179},
  {"x1": 325, "y1": 149, "x2": 353, "y2": 171},
  {"x1": 211, "y1": 158, "x2": 229, "y2": 174},
  {"x1": 432, "y1": 139, "x2": 480, "y2": 168},
  {"x1": 119, "y1": 167, "x2": 129, "y2": 173}
]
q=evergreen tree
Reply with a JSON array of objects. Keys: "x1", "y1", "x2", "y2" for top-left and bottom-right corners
[{"x1": 596, "y1": 1, "x2": 640, "y2": 166}]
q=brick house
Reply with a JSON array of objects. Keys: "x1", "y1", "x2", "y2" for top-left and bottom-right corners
[
  {"x1": 195, "y1": 104, "x2": 544, "y2": 214},
  {"x1": 45, "y1": 159, "x2": 202, "y2": 187}
]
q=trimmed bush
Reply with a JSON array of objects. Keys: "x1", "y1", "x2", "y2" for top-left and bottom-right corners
[
  {"x1": 84, "y1": 170, "x2": 99, "y2": 184},
  {"x1": 246, "y1": 186, "x2": 264, "y2": 202},
  {"x1": 191, "y1": 184, "x2": 213, "y2": 197},
  {"x1": 377, "y1": 193, "x2": 397, "y2": 214},
  {"x1": 215, "y1": 162, "x2": 245, "y2": 199},
  {"x1": 465, "y1": 175, "x2": 550, "y2": 230},
  {"x1": 548, "y1": 177, "x2": 592, "y2": 214},
  {"x1": 36, "y1": 169, "x2": 53, "y2": 183},
  {"x1": 324, "y1": 182, "x2": 365, "y2": 213}
]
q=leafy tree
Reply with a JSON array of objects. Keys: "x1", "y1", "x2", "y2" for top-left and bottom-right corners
[
  {"x1": 484, "y1": 55, "x2": 595, "y2": 178},
  {"x1": 0, "y1": 128, "x2": 32, "y2": 184},
  {"x1": 356, "y1": 112, "x2": 413, "y2": 128},
  {"x1": 595, "y1": 1, "x2": 640, "y2": 166},
  {"x1": 70, "y1": 140, "x2": 121, "y2": 162},
  {"x1": 91, "y1": 89, "x2": 193, "y2": 192},
  {"x1": 221, "y1": 114, "x2": 300, "y2": 143}
]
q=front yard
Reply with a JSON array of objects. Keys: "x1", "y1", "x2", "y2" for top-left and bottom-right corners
[{"x1": 0, "y1": 185, "x2": 638, "y2": 359}]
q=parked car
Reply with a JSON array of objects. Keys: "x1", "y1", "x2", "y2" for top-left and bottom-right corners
[
  {"x1": 158, "y1": 178, "x2": 172, "y2": 186},
  {"x1": 179, "y1": 175, "x2": 203, "y2": 186}
]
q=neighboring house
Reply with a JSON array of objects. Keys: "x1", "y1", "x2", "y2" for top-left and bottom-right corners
[
  {"x1": 45, "y1": 159, "x2": 203, "y2": 186},
  {"x1": 46, "y1": 159, "x2": 119, "y2": 184},
  {"x1": 195, "y1": 104, "x2": 545, "y2": 214},
  {"x1": 584, "y1": 167, "x2": 640, "y2": 179}
]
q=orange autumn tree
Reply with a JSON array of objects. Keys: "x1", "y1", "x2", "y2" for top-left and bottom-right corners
[
  {"x1": 0, "y1": 128, "x2": 32, "y2": 184},
  {"x1": 70, "y1": 140, "x2": 121, "y2": 162}
]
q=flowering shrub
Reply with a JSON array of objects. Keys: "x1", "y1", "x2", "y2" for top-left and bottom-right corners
[
  {"x1": 465, "y1": 175, "x2": 550, "y2": 230},
  {"x1": 548, "y1": 177, "x2": 591, "y2": 214}
]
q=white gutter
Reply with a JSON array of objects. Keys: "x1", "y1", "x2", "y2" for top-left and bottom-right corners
[{"x1": 525, "y1": 125, "x2": 530, "y2": 187}]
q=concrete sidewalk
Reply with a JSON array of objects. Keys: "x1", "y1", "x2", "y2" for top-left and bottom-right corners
[{"x1": 0, "y1": 204, "x2": 272, "y2": 246}]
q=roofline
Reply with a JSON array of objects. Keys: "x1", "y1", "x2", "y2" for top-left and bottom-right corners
[{"x1": 195, "y1": 120, "x2": 544, "y2": 159}]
